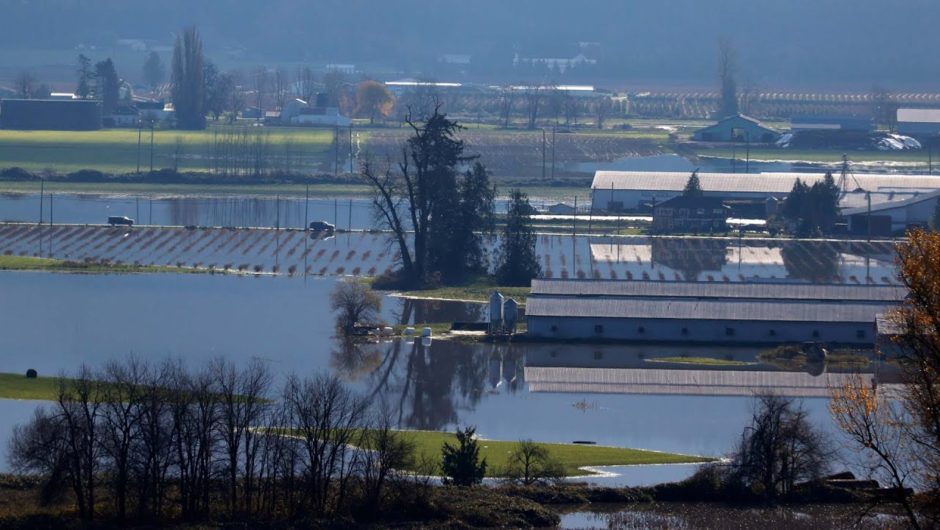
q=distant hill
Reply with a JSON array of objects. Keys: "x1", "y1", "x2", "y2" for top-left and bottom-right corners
[{"x1": 0, "y1": 0, "x2": 937, "y2": 89}]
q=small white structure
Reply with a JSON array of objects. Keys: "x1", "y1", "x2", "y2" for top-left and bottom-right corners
[{"x1": 488, "y1": 291, "x2": 505, "y2": 334}]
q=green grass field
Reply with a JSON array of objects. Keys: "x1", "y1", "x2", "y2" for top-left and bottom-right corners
[
  {"x1": 393, "y1": 430, "x2": 710, "y2": 477},
  {"x1": 0, "y1": 371, "x2": 136, "y2": 401},
  {"x1": 398, "y1": 281, "x2": 530, "y2": 304},
  {"x1": 646, "y1": 356, "x2": 754, "y2": 367},
  {"x1": 0, "y1": 255, "x2": 198, "y2": 274},
  {"x1": 0, "y1": 126, "x2": 335, "y2": 174}
]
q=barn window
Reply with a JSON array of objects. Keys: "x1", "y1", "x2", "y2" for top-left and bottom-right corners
[
  {"x1": 856, "y1": 329, "x2": 866, "y2": 339},
  {"x1": 593, "y1": 351, "x2": 603, "y2": 360},
  {"x1": 637, "y1": 326, "x2": 646, "y2": 334},
  {"x1": 725, "y1": 327, "x2": 735, "y2": 336},
  {"x1": 550, "y1": 325, "x2": 558, "y2": 333},
  {"x1": 594, "y1": 324, "x2": 604, "y2": 334},
  {"x1": 812, "y1": 330, "x2": 820, "y2": 338},
  {"x1": 681, "y1": 327, "x2": 689, "y2": 335},
  {"x1": 768, "y1": 329, "x2": 776, "y2": 337}
]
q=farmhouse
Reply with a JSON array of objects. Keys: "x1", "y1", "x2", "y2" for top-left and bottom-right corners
[
  {"x1": 650, "y1": 195, "x2": 729, "y2": 234},
  {"x1": 897, "y1": 108, "x2": 940, "y2": 137},
  {"x1": 525, "y1": 279, "x2": 905, "y2": 345},
  {"x1": 590, "y1": 170, "x2": 940, "y2": 212},
  {"x1": 692, "y1": 114, "x2": 780, "y2": 143},
  {"x1": 0, "y1": 99, "x2": 102, "y2": 130}
]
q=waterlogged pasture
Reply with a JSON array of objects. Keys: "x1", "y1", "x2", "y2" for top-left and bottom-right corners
[{"x1": 0, "y1": 222, "x2": 899, "y2": 283}]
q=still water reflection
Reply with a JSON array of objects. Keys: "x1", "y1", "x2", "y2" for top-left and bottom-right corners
[{"x1": 0, "y1": 271, "x2": 845, "y2": 471}]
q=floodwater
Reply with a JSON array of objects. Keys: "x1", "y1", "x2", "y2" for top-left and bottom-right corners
[
  {"x1": 0, "y1": 271, "x2": 871, "y2": 481},
  {"x1": 0, "y1": 224, "x2": 900, "y2": 284}
]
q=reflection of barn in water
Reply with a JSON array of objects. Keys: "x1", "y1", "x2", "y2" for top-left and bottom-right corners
[
  {"x1": 650, "y1": 238, "x2": 728, "y2": 281},
  {"x1": 523, "y1": 346, "x2": 902, "y2": 398}
]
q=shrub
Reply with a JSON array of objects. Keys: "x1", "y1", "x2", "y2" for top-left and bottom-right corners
[{"x1": 441, "y1": 426, "x2": 486, "y2": 487}]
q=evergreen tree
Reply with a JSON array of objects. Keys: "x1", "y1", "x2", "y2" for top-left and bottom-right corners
[
  {"x1": 683, "y1": 169, "x2": 703, "y2": 197},
  {"x1": 94, "y1": 58, "x2": 120, "y2": 115},
  {"x1": 365, "y1": 107, "x2": 493, "y2": 287},
  {"x1": 76, "y1": 54, "x2": 92, "y2": 99},
  {"x1": 142, "y1": 51, "x2": 165, "y2": 90},
  {"x1": 171, "y1": 26, "x2": 206, "y2": 130},
  {"x1": 496, "y1": 189, "x2": 542, "y2": 286},
  {"x1": 441, "y1": 426, "x2": 487, "y2": 486}
]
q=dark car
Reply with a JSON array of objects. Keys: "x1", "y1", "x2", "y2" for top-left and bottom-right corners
[
  {"x1": 309, "y1": 221, "x2": 335, "y2": 232},
  {"x1": 108, "y1": 216, "x2": 134, "y2": 226}
]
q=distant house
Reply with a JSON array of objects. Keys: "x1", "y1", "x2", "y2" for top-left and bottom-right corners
[
  {"x1": 651, "y1": 195, "x2": 730, "y2": 234},
  {"x1": 105, "y1": 105, "x2": 139, "y2": 127},
  {"x1": 0, "y1": 99, "x2": 101, "y2": 130},
  {"x1": 693, "y1": 114, "x2": 781, "y2": 143},
  {"x1": 136, "y1": 101, "x2": 173, "y2": 124},
  {"x1": 546, "y1": 203, "x2": 577, "y2": 215},
  {"x1": 897, "y1": 108, "x2": 940, "y2": 137},
  {"x1": 280, "y1": 98, "x2": 351, "y2": 127}
]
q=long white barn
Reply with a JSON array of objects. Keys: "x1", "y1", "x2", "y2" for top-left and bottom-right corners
[{"x1": 590, "y1": 170, "x2": 940, "y2": 212}]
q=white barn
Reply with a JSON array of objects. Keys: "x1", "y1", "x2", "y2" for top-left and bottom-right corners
[{"x1": 590, "y1": 170, "x2": 940, "y2": 213}]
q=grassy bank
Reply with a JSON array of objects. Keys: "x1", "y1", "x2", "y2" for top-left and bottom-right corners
[
  {"x1": 646, "y1": 356, "x2": 754, "y2": 367},
  {"x1": 0, "y1": 255, "x2": 198, "y2": 274},
  {"x1": 397, "y1": 283, "x2": 531, "y2": 304},
  {"x1": 0, "y1": 372, "x2": 116, "y2": 401}
]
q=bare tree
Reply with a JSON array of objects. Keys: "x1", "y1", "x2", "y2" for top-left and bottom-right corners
[
  {"x1": 717, "y1": 37, "x2": 739, "y2": 118},
  {"x1": 14, "y1": 71, "x2": 36, "y2": 99},
  {"x1": 732, "y1": 393, "x2": 830, "y2": 500},
  {"x1": 499, "y1": 86, "x2": 516, "y2": 128},
  {"x1": 272, "y1": 67, "x2": 289, "y2": 111},
  {"x1": 594, "y1": 96, "x2": 613, "y2": 130},
  {"x1": 505, "y1": 439, "x2": 563, "y2": 485},
  {"x1": 251, "y1": 67, "x2": 268, "y2": 119},
  {"x1": 296, "y1": 66, "x2": 317, "y2": 102},
  {"x1": 360, "y1": 413, "x2": 415, "y2": 511},
  {"x1": 524, "y1": 86, "x2": 543, "y2": 130},
  {"x1": 330, "y1": 280, "x2": 382, "y2": 335}
]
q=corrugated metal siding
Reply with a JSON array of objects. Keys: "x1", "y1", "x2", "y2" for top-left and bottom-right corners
[
  {"x1": 524, "y1": 366, "x2": 885, "y2": 397},
  {"x1": 591, "y1": 171, "x2": 940, "y2": 194},
  {"x1": 530, "y1": 279, "x2": 907, "y2": 302},
  {"x1": 526, "y1": 296, "x2": 890, "y2": 323}
]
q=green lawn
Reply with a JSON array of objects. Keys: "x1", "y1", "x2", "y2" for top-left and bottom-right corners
[
  {"x1": 646, "y1": 356, "x2": 754, "y2": 367},
  {"x1": 0, "y1": 372, "x2": 114, "y2": 401},
  {"x1": 400, "y1": 430, "x2": 710, "y2": 476},
  {"x1": 0, "y1": 126, "x2": 334, "y2": 174},
  {"x1": 0, "y1": 255, "x2": 199, "y2": 274},
  {"x1": 397, "y1": 281, "x2": 530, "y2": 304}
]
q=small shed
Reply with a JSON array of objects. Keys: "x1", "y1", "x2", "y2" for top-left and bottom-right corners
[{"x1": 693, "y1": 114, "x2": 780, "y2": 143}]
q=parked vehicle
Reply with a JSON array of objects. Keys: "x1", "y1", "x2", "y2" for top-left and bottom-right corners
[
  {"x1": 108, "y1": 216, "x2": 134, "y2": 226},
  {"x1": 309, "y1": 221, "x2": 335, "y2": 232}
]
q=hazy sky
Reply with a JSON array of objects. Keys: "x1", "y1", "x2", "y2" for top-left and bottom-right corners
[{"x1": 1, "y1": 0, "x2": 936, "y2": 89}]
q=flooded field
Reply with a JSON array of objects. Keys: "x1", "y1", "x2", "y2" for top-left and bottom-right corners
[
  {"x1": 0, "y1": 271, "x2": 877, "y2": 482},
  {"x1": 0, "y1": 222, "x2": 899, "y2": 283}
]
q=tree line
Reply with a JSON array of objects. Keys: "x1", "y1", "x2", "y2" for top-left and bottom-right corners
[{"x1": 9, "y1": 358, "x2": 428, "y2": 525}]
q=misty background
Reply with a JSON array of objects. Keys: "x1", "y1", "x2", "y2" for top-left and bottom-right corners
[{"x1": 0, "y1": 0, "x2": 936, "y2": 90}]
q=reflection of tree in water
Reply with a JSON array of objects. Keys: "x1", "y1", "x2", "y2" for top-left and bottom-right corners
[
  {"x1": 394, "y1": 297, "x2": 485, "y2": 327},
  {"x1": 781, "y1": 241, "x2": 840, "y2": 282},
  {"x1": 329, "y1": 335, "x2": 523, "y2": 432},
  {"x1": 650, "y1": 238, "x2": 729, "y2": 281}
]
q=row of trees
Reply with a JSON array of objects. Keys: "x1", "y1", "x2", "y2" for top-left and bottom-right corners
[
  {"x1": 779, "y1": 172, "x2": 841, "y2": 236},
  {"x1": 9, "y1": 358, "x2": 425, "y2": 524}
]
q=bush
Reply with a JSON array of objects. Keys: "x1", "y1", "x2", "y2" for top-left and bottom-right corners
[{"x1": 25, "y1": 369, "x2": 37, "y2": 379}]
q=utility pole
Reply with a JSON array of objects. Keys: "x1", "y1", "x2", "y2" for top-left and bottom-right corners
[
  {"x1": 275, "y1": 194, "x2": 280, "y2": 230},
  {"x1": 541, "y1": 129, "x2": 546, "y2": 179},
  {"x1": 136, "y1": 121, "x2": 142, "y2": 173},
  {"x1": 149, "y1": 198, "x2": 153, "y2": 225},
  {"x1": 149, "y1": 123, "x2": 155, "y2": 172},
  {"x1": 304, "y1": 183, "x2": 309, "y2": 231},
  {"x1": 745, "y1": 135, "x2": 750, "y2": 173},
  {"x1": 38, "y1": 178, "x2": 44, "y2": 225},
  {"x1": 867, "y1": 191, "x2": 872, "y2": 243},
  {"x1": 334, "y1": 198, "x2": 338, "y2": 227},
  {"x1": 348, "y1": 124, "x2": 354, "y2": 174},
  {"x1": 551, "y1": 125, "x2": 556, "y2": 180},
  {"x1": 334, "y1": 126, "x2": 340, "y2": 176},
  {"x1": 348, "y1": 198, "x2": 352, "y2": 230},
  {"x1": 136, "y1": 196, "x2": 140, "y2": 222}
]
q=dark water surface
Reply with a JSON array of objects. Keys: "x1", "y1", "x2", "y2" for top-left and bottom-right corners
[{"x1": 0, "y1": 271, "x2": 855, "y2": 481}]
